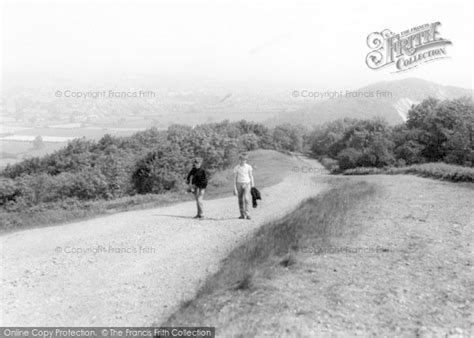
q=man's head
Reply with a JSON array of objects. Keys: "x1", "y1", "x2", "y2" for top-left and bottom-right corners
[
  {"x1": 239, "y1": 153, "x2": 248, "y2": 165},
  {"x1": 193, "y1": 157, "x2": 203, "y2": 168}
]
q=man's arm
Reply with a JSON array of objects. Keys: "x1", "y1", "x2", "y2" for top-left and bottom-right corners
[
  {"x1": 249, "y1": 168, "x2": 254, "y2": 188},
  {"x1": 233, "y1": 168, "x2": 238, "y2": 195},
  {"x1": 186, "y1": 168, "x2": 195, "y2": 184},
  {"x1": 201, "y1": 169, "x2": 207, "y2": 187}
]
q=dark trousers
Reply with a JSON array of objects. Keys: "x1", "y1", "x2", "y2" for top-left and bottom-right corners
[{"x1": 194, "y1": 187, "x2": 205, "y2": 216}]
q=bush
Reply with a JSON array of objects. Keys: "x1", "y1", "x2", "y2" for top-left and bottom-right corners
[
  {"x1": 238, "y1": 134, "x2": 260, "y2": 151},
  {"x1": 12, "y1": 169, "x2": 111, "y2": 206},
  {"x1": 389, "y1": 163, "x2": 474, "y2": 182},
  {"x1": 0, "y1": 177, "x2": 20, "y2": 205},
  {"x1": 337, "y1": 148, "x2": 362, "y2": 170},
  {"x1": 356, "y1": 152, "x2": 377, "y2": 167},
  {"x1": 132, "y1": 146, "x2": 187, "y2": 194},
  {"x1": 273, "y1": 124, "x2": 305, "y2": 152},
  {"x1": 342, "y1": 167, "x2": 385, "y2": 175},
  {"x1": 319, "y1": 156, "x2": 339, "y2": 173}
]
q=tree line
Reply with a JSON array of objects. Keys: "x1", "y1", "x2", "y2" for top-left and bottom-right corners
[
  {"x1": 0, "y1": 120, "x2": 305, "y2": 209},
  {"x1": 307, "y1": 97, "x2": 473, "y2": 170}
]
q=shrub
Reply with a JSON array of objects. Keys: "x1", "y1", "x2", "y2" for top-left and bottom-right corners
[
  {"x1": 132, "y1": 146, "x2": 188, "y2": 194},
  {"x1": 238, "y1": 134, "x2": 260, "y2": 151},
  {"x1": 337, "y1": 148, "x2": 362, "y2": 170},
  {"x1": 342, "y1": 167, "x2": 385, "y2": 175},
  {"x1": 0, "y1": 177, "x2": 20, "y2": 205},
  {"x1": 395, "y1": 163, "x2": 474, "y2": 182},
  {"x1": 319, "y1": 156, "x2": 339, "y2": 173},
  {"x1": 273, "y1": 124, "x2": 305, "y2": 152}
]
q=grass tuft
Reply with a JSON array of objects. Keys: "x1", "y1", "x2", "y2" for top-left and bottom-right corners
[
  {"x1": 233, "y1": 274, "x2": 254, "y2": 291},
  {"x1": 279, "y1": 253, "x2": 297, "y2": 268}
]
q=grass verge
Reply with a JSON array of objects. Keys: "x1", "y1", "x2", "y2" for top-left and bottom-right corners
[
  {"x1": 161, "y1": 178, "x2": 378, "y2": 335},
  {"x1": 342, "y1": 162, "x2": 474, "y2": 182}
]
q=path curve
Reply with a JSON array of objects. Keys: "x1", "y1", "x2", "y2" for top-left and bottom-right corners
[{"x1": 0, "y1": 155, "x2": 328, "y2": 326}]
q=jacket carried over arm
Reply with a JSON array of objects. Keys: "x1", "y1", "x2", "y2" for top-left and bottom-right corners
[{"x1": 251, "y1": 187, "x2": 261, "y2": 208}]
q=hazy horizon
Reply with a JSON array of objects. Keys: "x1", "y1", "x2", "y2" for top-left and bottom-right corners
[{"x1": 1, "y1": 0, "x2": 473, "y2": 93}]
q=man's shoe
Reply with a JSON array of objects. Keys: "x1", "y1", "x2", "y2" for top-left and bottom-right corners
[
  {"x1": 193, "y1": 215, "x2": 200, "y2": 219},
  {"x1": 246, "y1": 215, "x2": 251, "y2": 220},
  {"x1": 238, "y1": 216, "x2": 245, "y2": 219}
]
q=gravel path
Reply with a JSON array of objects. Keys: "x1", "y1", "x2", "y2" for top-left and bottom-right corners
[{"x1": 0, "y1": 156, "x2": 327, "y2": 326}]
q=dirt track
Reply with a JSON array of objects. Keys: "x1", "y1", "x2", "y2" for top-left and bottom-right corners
[{"x1": 0, "y1": 156, "x2": 327, "y2": 326}]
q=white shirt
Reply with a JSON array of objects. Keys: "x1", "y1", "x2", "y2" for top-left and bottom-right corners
[{"x1": 234, "y1": 163, "x2": 253, "y2": 183}]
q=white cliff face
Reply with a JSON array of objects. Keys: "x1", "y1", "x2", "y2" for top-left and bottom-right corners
[
  {"x1": 436, "y1": 87, "x2": 449, "y2": 99},
  {"x1": 393, "y1": 98, "x2": 418, "y2": 122}
]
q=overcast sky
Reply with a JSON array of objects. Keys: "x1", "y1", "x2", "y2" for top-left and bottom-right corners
[{"x1": 1, "y1": 0, "x2": 473, "y2": 92}]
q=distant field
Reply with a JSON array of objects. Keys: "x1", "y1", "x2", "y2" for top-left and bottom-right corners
[
  {"x1": 0, "y1": 125, "x2": 148, "y2": 169},
  {"x1": 11, "y1": 127, "x2": 141, "y2": 139},
  {"x1": 0, "y1": 140, "x2": 68, "y2": 169},
  {"x1": 0, "y1": 159, "x2": 17, "y2": 168},
  {"x1": 0, "y1": 135, "x2": 75, "y2": 142},
  {"x1": 0, "y1": 125, "x2": 33, "y2": 134},
  {"x1": 0, "y1": 140, "x2": 35, "y2": 154}
]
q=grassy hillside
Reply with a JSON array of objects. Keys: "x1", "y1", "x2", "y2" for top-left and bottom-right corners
[
  {"x1": 163, "y1": 175, "x2": 473, "y2": 336},
  {"x1": 206, "y1": 149, "x2": 297, "y2": 199}
]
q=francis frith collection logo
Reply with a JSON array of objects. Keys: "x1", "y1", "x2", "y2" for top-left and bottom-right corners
[{"x1": 366, "y1": 22, "x2": 452, "y2": 72}]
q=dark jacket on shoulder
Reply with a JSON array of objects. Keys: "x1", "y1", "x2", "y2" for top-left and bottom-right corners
[
  {"x1": 186, "y1": 167, "x2": 208, "y2": 189},
  {"x1": 251, "y1": 187, "x2": 261, "y2": 208}
]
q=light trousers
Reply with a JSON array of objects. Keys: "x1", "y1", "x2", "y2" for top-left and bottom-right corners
[{"x1": 236, "y1": 182, "x2": 251, "y2": 217}]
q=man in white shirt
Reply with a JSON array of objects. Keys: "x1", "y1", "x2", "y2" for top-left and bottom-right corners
[{"x1": 233, "y1": 153, "x2": 254, "y2": 220}]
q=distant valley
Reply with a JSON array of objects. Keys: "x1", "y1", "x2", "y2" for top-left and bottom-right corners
[{"x1": 1, "y1": 78, "x2": 472, "y2": 168}]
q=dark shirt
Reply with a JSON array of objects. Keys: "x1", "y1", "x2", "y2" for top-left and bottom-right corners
[{"x1": 186, "y1": 167, "x2": 208, "y2": 189}]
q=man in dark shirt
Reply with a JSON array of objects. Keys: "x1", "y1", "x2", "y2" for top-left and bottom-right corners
[{"x1": 186, "y1": 157, "x2": 207, "y2": 219}]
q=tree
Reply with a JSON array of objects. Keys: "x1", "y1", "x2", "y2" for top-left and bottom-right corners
[
  {"x1": 307, "y1": 118, "x2": 359, "y2": 157},
  {"x1": 239, "y1": 133, "x2": 260, "y2": 151},
  {"x1": 337, "y1": 148, "x2": 362, "y2": 170},
  {"x1": 273, "y1": 124, "x2": 304, "y2": 152},
  {"x1": 334, "y1": 118, "x2": 394, "y2": 167},
  {"x1": 132, "y1": 145, "x2": 187, "y2": 194},
  {"x1": 33, "y1": 136, "x2": 45, "y2": 150},
  {"x1": 405, "y1": 97, "x2": 474, "y2": 165},
  {"x1": 392, "y1": 124, "x2": 424, "y2": 164}
]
